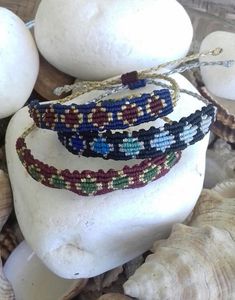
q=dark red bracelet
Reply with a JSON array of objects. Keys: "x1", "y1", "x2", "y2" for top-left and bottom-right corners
[{"x1": 16, "y1": 130, "x2": 181, "y2": 196}]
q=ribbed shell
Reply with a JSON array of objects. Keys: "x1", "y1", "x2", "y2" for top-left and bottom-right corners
[
  {"x1": 0, "y1": 259, "x2": 15, "y2": 300},
  {"x1": 124, "y1": 179, "x2": 235, "y2": 300},
  {"x1": 0, "y1": 228, "x2": 18, "y2": 264},
  {"x1": 0, "y1": 170, "x2": 12, "y2": 231}
]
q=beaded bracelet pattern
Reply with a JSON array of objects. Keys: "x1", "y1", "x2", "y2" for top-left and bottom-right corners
[
  {"x1": 16, "y1": 134, "x2": 181, "y2": 196},
  {"x1": 29, "y1": 88, "x2": 173, "y2": 132},
  {"x1": 58, "y1": 104, "x2": 216, "y2": 160}
]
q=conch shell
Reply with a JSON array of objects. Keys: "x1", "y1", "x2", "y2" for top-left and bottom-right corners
[
  {"x1": 0, "y1": 170, "x2": 12, "y2": 231},
  {"x1": 124, "y1": 179, "x2": 235, "y2": 300}
]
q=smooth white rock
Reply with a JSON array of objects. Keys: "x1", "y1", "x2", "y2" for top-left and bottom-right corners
[
  {"x1": 200, "y1": 31, "x2": 235, "y2": 100},
  {"x1": 6, "y1": 73, "x2": 209, "y2": 279},
  {"x1": 0, "y1": 8, "x2": 39, "y2": 119},
  {"x1": 34, "y1": 0, "x2": 193, "y2": 80},
  {"x1": 4, "y1": 241, "x2": 86, "y2": 300}
]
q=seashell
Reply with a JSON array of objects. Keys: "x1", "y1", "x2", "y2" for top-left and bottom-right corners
[
  {"x1": 84, "y1": 266, "x2": 123, "y2": 292},
  {"x1": 125, "y1": 224, "x2": 235, "y2": 300},
  {"x1": 97, "y1": 293, "x2": 132, "y2": 300},
  {"x1": 191, "y1": 179, "x2": 235, "y2": 231},
  {"x1": 0, "y1": 228, "x2": 19, "y2": 264},
  {"x1": 124, "y1": 179, "x2": 235, "y2": 300},
  {"x1": 0, "y1": 170, "x2": 12, "y2": 231},
  {"x1": 204, "y1": 139, "x2": 235, "y2": 188},
  {"x1": 204, "y1": 148, "x2": 235, "y2": 188},
  {"x1": 0, "y1": 0, "x2": 40, "y2": 22},
  {"x1": 4, "y1": 241, "x2": 87, "y2": 300},
  {"x1": 199, "y1": 86, "x2": 235, "y2": 143},
  {"x1": 123, "y1": 255, "x2": 144, "y2": 279},
  {"x1": 213, "y1": 178, "x2": 235, "y2": 198},
  {"x1": 0, "y1": 258, "x2": 15, "y2": 300},
  {"x1": 101, "y1": 267, "x2": 123, "y2": 290},
  {"x1": 34, "y1": 54, "x2": 75, "y2": 101}
]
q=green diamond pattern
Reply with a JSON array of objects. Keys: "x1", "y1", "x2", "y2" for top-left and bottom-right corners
[{"x1": 112, "y1": 176, "x2": 129, "y2": 190}]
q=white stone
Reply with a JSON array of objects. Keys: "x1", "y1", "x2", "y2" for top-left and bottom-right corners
[
  {"x1": 0, "y1": 8, "x2": 39, "y2": 119},
  {"x1": 6, "y1": 73, "x2": 209, "y2": 279},
  {"x1": 4, "y1": 241, "x2": 85, "y2": 300},
  {"x1": 200, "y1": 31, "x2": 235, "y2": 100},
  {"x1": 34, "y1": 0, "x2": 193, "y2": 80}
]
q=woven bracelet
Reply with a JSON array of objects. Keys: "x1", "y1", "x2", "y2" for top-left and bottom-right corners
[
  {"x1": 58, "y1": 103, "x2": 216, "y2": 160},
  {"x1": 16, "y1": 133, "x2": 181, "y2": 196},
  {"x1": 28, "y1": 48, "x2": 224, "y2": 135},
  {"x1": 199, "y1": 86, "x2": 235, "y2": 143},
  {"x1": 29, "y1": 74, "x2": 177, "y2": 133}
]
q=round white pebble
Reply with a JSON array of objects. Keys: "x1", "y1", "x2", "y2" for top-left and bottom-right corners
[
  {"x1": 0, "y1": 8, "x2": 39, "y2": 119},
  {"x1": 6, "y1": 74, "x2": 209, "y2": 279},
  {"x1": 34, "y1": 0, "x2": 193, "y2": 80},
  {"x1": 200, "y1": 31, "x2": 235, "y2": 100}
]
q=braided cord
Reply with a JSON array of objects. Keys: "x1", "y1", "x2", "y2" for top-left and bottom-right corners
[{"x1": 54, "y1": 47, "x2": 223, "y2": 98}]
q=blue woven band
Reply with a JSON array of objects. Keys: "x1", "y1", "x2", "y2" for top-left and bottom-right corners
[
  {"x1": 58, "y1": 104, "x2": 216, "y2": 160},
  {"x1": 29, "y1": 88, "x2": 173, "y2": 132}
]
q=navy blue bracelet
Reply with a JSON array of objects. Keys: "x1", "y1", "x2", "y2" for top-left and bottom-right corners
[
  {"x1": 29, "y1": 87, "x2": 173, "y2": 132},
  {"x1": 58, "y1": 104, "x2": 216, "y2": 160}
]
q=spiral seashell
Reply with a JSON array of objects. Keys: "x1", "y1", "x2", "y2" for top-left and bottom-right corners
[
  {"x1": 0, "y1": 170, "x2": 12, "y2": 231},
  {"x1": 124, "y1": 179, "x2": 235, "y2": 300},
  {"x1": 189, "y1": 179, "x2": 235, "y2": 235}
]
